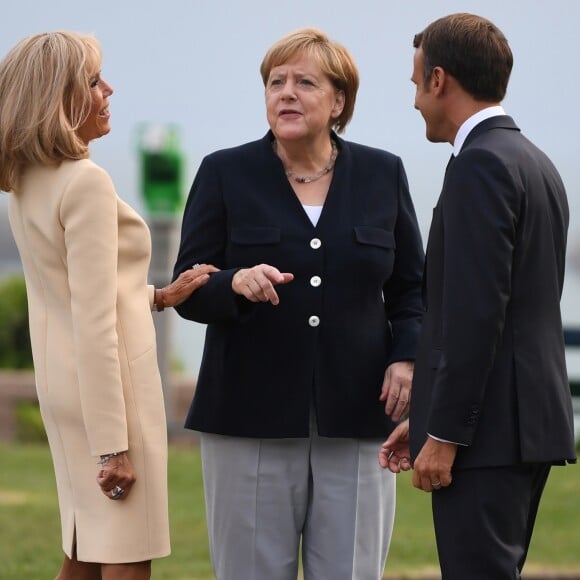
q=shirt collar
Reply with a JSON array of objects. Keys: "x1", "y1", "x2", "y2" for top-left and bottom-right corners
[{"x1": 452, "y1": 105, "x2": 505, "y2": 156}]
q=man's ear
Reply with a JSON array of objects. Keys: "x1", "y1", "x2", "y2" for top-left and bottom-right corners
[{"x1": 431, "y1": 66, "x2": 446, "y2": 95}]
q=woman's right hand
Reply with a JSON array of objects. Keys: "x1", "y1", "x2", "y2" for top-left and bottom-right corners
[
  {"x1": 232, "y1": 264, "x2": 294, "y2": 305},
  {"x1": 96, "y1": 452, "x2": 136, "y2": 501},
  {"x1": 161, "y1": 263, "x2": 219, "y2": 308}
]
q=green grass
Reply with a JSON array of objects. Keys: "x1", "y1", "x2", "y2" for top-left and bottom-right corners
[{"x1": 0, "y1": 443, "x2": 578, "y2": 579}]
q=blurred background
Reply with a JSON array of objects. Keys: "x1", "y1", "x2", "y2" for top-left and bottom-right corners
[{"x1": 1, "y1": 0, "x2": 579, "y2": 391}]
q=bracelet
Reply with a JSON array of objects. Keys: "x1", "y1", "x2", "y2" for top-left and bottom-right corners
[
  {"x1": 154, "y1": 288, "x2": 165, "y2": 312},
  {"x1": 98, "y1": 451, "x2": 122, "y2": 465}
]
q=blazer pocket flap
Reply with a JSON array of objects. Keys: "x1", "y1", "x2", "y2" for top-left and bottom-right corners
[
  {"x1": 354, "y1": 226, "x2": 396, "y2": 249},
  {"x1": 230, "y1": 227, "x2": 281, "y2": 245}
]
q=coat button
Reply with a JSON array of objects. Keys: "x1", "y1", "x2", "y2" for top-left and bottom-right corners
[
  {"x1": 310, "y1": 238, "x2": 322, "y2": 249},
  {"x1": 310, "y1": 276, "x2": 322, "y2": 287},
  {"x1": 308, "y1": 315, "x2": 320, "y2": 327}
]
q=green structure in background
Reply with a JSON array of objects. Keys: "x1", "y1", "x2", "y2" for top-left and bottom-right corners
[
  {"x1": 137, "y1": 123, "x2": 185, "y2": 435},
  {"x1": 138, "y1": 124, "x2": 184, "y2": 216}
]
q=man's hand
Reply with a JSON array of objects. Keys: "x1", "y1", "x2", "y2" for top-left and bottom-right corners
[
  {"x1": 378, "y1": 418, "x2": 412, "y2": 473},
  {"x1": 412, "y1": 436, "x2": 457, "y2": 492}
]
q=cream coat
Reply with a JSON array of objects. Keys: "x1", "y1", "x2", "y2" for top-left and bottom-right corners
[{"x1": 8, "y1": 159, "x2": 170, "y2": 563}]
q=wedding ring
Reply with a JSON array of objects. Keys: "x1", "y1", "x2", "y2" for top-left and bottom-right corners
[
  {"x1": 192, "y1": 263, "x2": 201, "y2": 269},
  {"x1": 431, "y1": 480, "x2": 442, "y2": 489},
  {"x1": 111, "y1": 485, "x2": 125, "y2": 499}
]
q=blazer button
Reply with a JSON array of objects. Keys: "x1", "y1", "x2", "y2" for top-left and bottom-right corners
[
  {"x1": 310, "y1": 276, "x2": 321, "y2": 287},
  {"x1": 310, "y1": 238, "x2": 322, "y2": 249},
  {"x1": 309, "y1": 315, "x2": 320, "y2": 327}
]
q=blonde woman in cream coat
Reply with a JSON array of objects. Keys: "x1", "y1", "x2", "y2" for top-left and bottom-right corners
[{"x1": 0, "y1": 32, "x2": 216, "y2": 580}]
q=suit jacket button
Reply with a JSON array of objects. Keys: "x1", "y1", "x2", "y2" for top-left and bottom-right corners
[
  {"x1": 310, "y1": 276, "x2": 321, "y2": 287},
  {"x1": 308, "y1": 315, "x2": 320, "y2": 327},
  {"x1": 310, "y1": 238, "x2": 322, "y2": 249}
]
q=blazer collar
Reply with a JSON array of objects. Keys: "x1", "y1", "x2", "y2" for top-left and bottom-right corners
[{"x1": 462, "y1": 115, "x2": 520, "y2": 150}]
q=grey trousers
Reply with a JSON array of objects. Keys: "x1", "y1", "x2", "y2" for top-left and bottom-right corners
[{"x1": 200, "y1": 426, "x2": 396, "y2": 580}]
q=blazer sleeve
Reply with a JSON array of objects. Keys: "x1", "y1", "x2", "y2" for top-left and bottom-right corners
[
  {"x1": 427, "y1": 148, "x2": 519, "y2": 444},
  {"x1": 172, "y1": 154, "x2": 253, "y2": 323},
  {"x1": 60, "y1": 164, "x2": 128, "y2": 456},
  {"x1": 384, "y1": 157, "x2": 425, "y2": 365}
]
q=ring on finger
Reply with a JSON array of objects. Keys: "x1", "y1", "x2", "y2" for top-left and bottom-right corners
[
  {"x1": 111, "y1": 485, "x2": 125, "y2": 499},
  {"x1": 431, "y1": 480, "x2": 442, "y2": 489}
]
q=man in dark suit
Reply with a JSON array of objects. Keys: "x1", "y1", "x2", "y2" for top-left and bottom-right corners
[{"x1": 380, "y1": 13, "x2": 576, "y2": 579}]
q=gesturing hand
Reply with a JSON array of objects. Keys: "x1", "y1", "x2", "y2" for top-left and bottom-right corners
[{"x1": 232, "y1": 264, "x2": 294, "y2": 305}]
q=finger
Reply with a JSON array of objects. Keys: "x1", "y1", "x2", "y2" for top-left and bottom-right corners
[
  {"x1": 189, "y1": 274, "x2": 210, "y2": 288},
  {"x1": 390, "y1": 397, "x2": 410, "y2": 422},
  {"x1": 278, "y1": 273, "x2": 294, "y2": 285},
  {"x1": 421, "y1": 475, "x2": 435, "y2": 493},
  {"x1": 263, "y1": 286, "x2": 281, "y2": 305},
  {"x1": 412, "y1": 470, "x2": 423, "y2": 490},
  {"x1": 378, "y1": 450, "x2": 388, "y2": 469},
  {"x1": 384, "y1": 390, "x2": 400, "y2": 415},
  {"x1": 440, "y1": 471, "x2": 453, "y2": 488},
  {"x1": 379, "y1": 449, "x2": 398, "y2": 472},
  {"x1": 251, "y1": 273, "x2": 281, "y2": 305},
  {"x1": 247, "y1": 278, "x2": 272, "y2": 303},
  {"x1": 400, "y1": 457, "x2": 412, "y2": 471},
  {"x1": 388, "y1": 455, "x2": 403, "y2": 473},
  {"x1": 193, "y1": 263, "x2": 219, "y2": 274},
  {"x1": 379, "y1": 368, "x2": 392, "y2": 401}
]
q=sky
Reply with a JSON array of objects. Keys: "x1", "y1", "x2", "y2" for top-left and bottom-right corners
[{"x1": 1, "y1": 0, "x2": 579, "y2": 373}]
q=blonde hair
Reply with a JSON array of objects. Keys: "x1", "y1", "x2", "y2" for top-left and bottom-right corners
[
  {"x1": 0, "y1": 31, "x2": 102, "y2": 192},
  {"x1": 260, "y1": 28, "x2": 359, "y2": 134}
]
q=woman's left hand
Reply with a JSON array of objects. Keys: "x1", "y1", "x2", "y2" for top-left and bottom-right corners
[
  {"x1": 378, "y1": 418, "x2": 412, "y2": 473},
  {"x1": 379, "y1": 360, "x2": 413, "y2": 421},
  {"x1": 96, "y1": 451, "x2": 136, "y2": 501}
]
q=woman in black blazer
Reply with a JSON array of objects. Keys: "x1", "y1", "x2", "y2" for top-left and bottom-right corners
[{"x1": 173, "y1": 27, "x2": 424, "y2": 580}]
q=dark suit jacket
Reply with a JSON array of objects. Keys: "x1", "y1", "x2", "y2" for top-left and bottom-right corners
[
  {"x1": 173, "y1": 132, "x2": 424, "y2": 438},
  {"x1": 410, "y1": 116, "x2": 576, "y2": 468}
]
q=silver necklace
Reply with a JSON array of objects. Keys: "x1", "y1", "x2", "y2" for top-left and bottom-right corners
[{"x1": 275, "y1": 139, "x2": 338, "y2": 184}]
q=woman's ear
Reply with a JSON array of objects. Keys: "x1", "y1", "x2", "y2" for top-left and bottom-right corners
[{"x1": 332, "y1": 89, "x2": 345, "y2": 119}]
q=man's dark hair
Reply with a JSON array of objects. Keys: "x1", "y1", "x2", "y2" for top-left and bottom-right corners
[{"x1": 413, "y1": 13, "x2": 513, "y2": 102}]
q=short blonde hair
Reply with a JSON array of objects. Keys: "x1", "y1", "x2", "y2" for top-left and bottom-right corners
[
  {"x1": 260, "y1": 28, "x2": 359, "y2": 134},
  {"x1": 0, "y1": 31, "x2": 102, "y2": 192}
]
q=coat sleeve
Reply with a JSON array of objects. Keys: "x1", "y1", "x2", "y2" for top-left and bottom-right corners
[
  {"x1": 427, "y1": 148, "x2": 519, "y2": 444},
  {"x1": 384, "y1": 157, "x2": 425, "y2": 365},
  {"x1": 172, "y1": 154, "x2": 253, "y2": 323},
  {"x1": 59, "y1": 163, "x2": 128, "y2": 457}
]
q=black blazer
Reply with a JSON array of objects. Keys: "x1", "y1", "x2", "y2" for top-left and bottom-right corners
[
  {"x1": 173, "y1": 132, "x2": 425, "y2": 438},
  {"x1": 410, "y1": 116, "x2": 576, "y2": 468}
]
